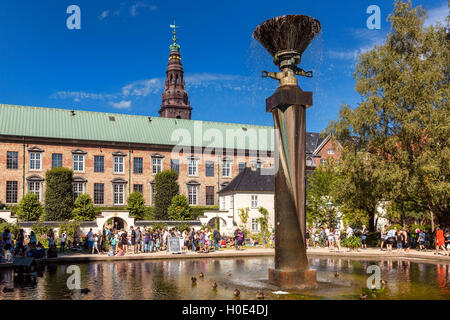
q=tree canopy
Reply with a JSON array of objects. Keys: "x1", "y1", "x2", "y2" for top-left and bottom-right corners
[{"x1": 154, "y1": 170, "x2": 179, "y2": 220}]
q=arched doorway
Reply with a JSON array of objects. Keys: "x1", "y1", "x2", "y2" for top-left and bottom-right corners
[
  {"x1": 206, "y1": 217, "x2": 227, "y2": 231},
  {"x1": 104, "y1": 217, "x2": 128, "y2": 231}
]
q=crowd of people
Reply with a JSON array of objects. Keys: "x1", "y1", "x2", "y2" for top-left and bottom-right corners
[{"x1": 306, "y1": 224, "x2": 450, "y2": 256}]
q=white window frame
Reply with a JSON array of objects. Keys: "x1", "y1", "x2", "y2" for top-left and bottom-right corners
[
  {"x1": 327, "y1": 148, "x2": 334, "y2": 155},
  {"x1": 251, "y1": 195, "x2": 258, "y2": 208},
  {"x1": 188, "y1": 185, "x2": 198, "y2": 206},
  {"x1": 229, "y1": 196, "x2": 233, "y2": 209},
  {"x1": 150, "y1": 183, "x2": 156, "y2": 205},
  {"x1": 113, "y1": 183, "x2": 125, "y2": 205},
  {"x1": 152, "y1": 158, "x2": 162, "y2": 175},
  {"x1": 222, "y1": 160, "x2": 232, "y2": 177},
  {"x1": 28, "y1": 181, "x2": 41, "y2": 201},
  {"x1": 114, "y1": 156, "x2": 125, "y2": 174},
  {"x1": 29, "y1": 152, "x2": 41, "y2": 171},
  {"x1": 73, "y1": 182, "x2": 85, "y2": 201},
  {"x1": 188, "y1": 159, "x2": 198, "y2": 176},
  {"x1": 251, "y1": 218, "x2": 260, "y2": 232},
  {"x1": 73, "y1": 155, "x2": 85, "y2": 172}
]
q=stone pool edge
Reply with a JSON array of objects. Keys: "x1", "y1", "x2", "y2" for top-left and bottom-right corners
[{"x1": 1, "y1": 248, "x2": 449, "y2": 269}]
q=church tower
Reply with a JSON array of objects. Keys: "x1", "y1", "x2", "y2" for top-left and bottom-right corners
[{"x1": 159, "y1": 23, "x2": 192, "y2": 119}]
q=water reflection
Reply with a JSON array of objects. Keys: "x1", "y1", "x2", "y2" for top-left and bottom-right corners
[{"x1": 0, "y1": 257, "x2": 448, "y2": 300}]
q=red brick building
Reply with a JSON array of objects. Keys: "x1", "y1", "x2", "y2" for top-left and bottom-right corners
[{"x1": 0, "y1": 29, "x2": 337, "y2": 208}]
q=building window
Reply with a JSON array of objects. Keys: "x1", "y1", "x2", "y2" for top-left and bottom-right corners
[
  {"x1": 205, "y1": 161, "x2": 214, "y2": 177},
  {"x1": 188, "y1": 159, "x2": 198, "y2": 176},
  {"x1": 114, "y1": 156, "x2": 124, "y2": 174},
  {"x1": 94, "y1": 156, "x2": 104, "y2": 173},
  {"x1": 327, "y1": 148, "x2": 334, "y2": 155},
  {"x1": 73, "y1": 155, "x2": 84, "y2": 172},
  {"x1": 220, "y1": 196, "x2": 226, "y2": 210},
  {"x1": 134, "y1": 184, "x2": 143, "y2": 194},
  {"x1": 206, "y1": 186, "x2": 215, "y2": 205},
  {"x1": 187, "y1": 185, "x2": 198, "y2": 205},
  {"x1": 251, "y1": 218, "x2": 260, "y2": 232},
  {"x1": 6, "y1": 181, "x2": 18, "y2": 204},
  {"x1": 113, "y1": 184, "x2": 125, "y2": 205},
  {"x1": 28, "y1": 181, "x2": 41, "y2": 201},
  {"x1": 222, "y1": 160, "x2": 232, "y2": 177},
  {"x1": 73, "y1": 183, "x2": 85, "y2": 201},
  {"x1": 6, "y1": 152, "x2": 18, "y2": 169},
  {"x1": 238, "y1": 162, "x2": 246, "y2": 173},
  {"x1": 134, "y1": 157, "x2": 143, "y2": 174},
  {"x1": 29, "y1": 152, "x2": 41, "y2": 170},
  {"x1": 94, "y1": 183, "x2": 104, "y2": 205},
  {"x1": 52, "y1": 153, "x2": 62, "y2": 168},
  {"x1": 251, "y1": 195, "x2": 258, "y2": 208},
  {"x1": 171, "y1": 159, "x2": 179, "y2": 173},
  {"x1": 320, "y1": 159, "x2": 327, "y2": 165},
  {"x1": 152, "y1": 158, "x2": 162, "y2": 174},
  {"x1": 229, "y1": 196, "x2": 234, "y2": 208}
]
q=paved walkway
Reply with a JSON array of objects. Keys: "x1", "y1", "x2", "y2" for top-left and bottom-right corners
[{"x1": 1, "y1": 246, "x2": 448, "y2": 268}]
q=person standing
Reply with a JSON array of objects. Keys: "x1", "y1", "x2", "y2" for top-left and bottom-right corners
[
  {"x1": 380, "y1": 226, "x2": 386, "y2": 251},
  {"x1": 130, "y1": 226, "x2": 136, "y2": 254},
  {"x1": 110, "y1": 232, "x2": 116, "y2": 254},
  {"x1": 213, "y1": 229, "x2": 221, "y2": 251},
  {"x1": 121, "y1": 230, "x2": 128, "y2": 254},
  {"x1": 360, "y1": 225, "x2": 368, "y2": 249},
  {"x1": 386, "y1": 227, "x2": 396, "y2": 254},
  {"x1": 48, "y1": 229, "x2": 55, "y2": 249},
  {"x1": 434, "y1": 227, "x2": 448, "y2": 256},
  {"x1": 402, "y1": 229, "x2": 410, "y2": 253},
  {"x1": 334, "y1": 228, "x2": 341, "y2": 252},
  {"x1": 328, "y1": 228, "x2": 335, "y2": 251},
  {"x1": 234, "y1": 228, "x2": 240, "y2": 250},
  {"x1": 60, "y1": 231, "x2": 67, "y2": 253},
  {"x1": 417, "y1": 229, "x2": 426, "y2": 251},
  {"x1": 87, "y1": 229, "x2": 94, "y2": 253},
  {"x1": 135, "y1": 227, "x2": 142, "y2": 254},
  {"x1": 16, "y1": 229, "x2": 25, "y2": 255},
  {"x1": 28, "y1": 231, "x2": 37, "y2": 247},
  {"x1": 92, "y1": 233, "x2": 99, "y2": 254}
]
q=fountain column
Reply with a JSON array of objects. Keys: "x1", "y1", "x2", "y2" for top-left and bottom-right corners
[{"x1": 253, "y1": 15, "x2": 321, "y2": 290}]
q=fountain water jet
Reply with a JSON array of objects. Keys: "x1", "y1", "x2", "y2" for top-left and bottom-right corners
[{"x1": 253, "y1": 14, "x2": 321, "y2": 290}]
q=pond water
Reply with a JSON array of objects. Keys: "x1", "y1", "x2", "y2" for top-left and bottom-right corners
[{"x1": 0, "y1": 257, "x2": 449, "y2": 300}]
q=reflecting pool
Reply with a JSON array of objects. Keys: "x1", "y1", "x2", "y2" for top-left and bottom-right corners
[{"x1": 0, "y1": 257, "x2": 448, "y2": 300}]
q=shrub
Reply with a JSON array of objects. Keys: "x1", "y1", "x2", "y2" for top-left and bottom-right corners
[
  {"x1": 342, "y1": 235, "x2": 362, "y2": 249},
  {"x1": 0, "y1": 223, "x2": 20, "y2": 238},
  {"x1": 154, "y1": 170, "x2": 179, "y2": 220},
  {"x1": 126, "y1": 191, "x2": 146, "y2": 220},
  {"x1": 191, "y1": 205, "x2": 218, "y2": 219},
  {"x1": 168, "y1": 195, "x2": 192, "y2": 220},
  {"x1": 44, "y1": 167, "x2": 74, "y2": 221},
  {"x1": 16, "y1": 192, "x2": 43, "y2": 221},
  {"x1": 32, "y1": 224, "x2": 53, "y2": 247},
  {"x1": 177, "y1": 223, "x2": 191, "y2": 233},
  {"x1": 150, "y1": 222, "x2": 168, "y2": 231},
  {"x1": 72, "y1": 194, "x2": 96, "y2": 221},
  {"x1": 58, "y1": 222, "x2": 80, "y2": 242},
  {"x1": 257, "y1": 207, "x2": 270, "y2": 236},
  {"x1": 143, "y1": 206, "x2": 155, "y2": 220},
  {"x1": 386, "y1": 224, "x2": 403, "y2": 231}
]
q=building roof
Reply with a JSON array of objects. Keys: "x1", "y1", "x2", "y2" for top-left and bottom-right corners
[
  {"x1": 306, "y1": 132, "x2": 325, "y2": 154},
  {"x1": 219, "y1": 167, "x2": 274, "y2": 194},
  {"x1": 0, "y1": 104, "x2": 274, "y2": 151}
]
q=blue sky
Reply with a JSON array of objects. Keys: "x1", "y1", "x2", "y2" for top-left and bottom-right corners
[{"x1": 0, "y1": 0, "x2": 447, "y2": 132}]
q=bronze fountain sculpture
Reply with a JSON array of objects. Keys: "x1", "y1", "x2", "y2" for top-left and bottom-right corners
[{"x1": 253, "y1": 14, "x2": 321, "y2": 289}]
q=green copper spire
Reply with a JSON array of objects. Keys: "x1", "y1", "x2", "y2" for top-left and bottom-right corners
[{"x1": 169, "y1": 21, "x2": 180, "y2": 52}]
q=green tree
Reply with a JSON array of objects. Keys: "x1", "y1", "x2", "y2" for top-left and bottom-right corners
[
  {"x1": 16, "y1": 192, "x2": 43, "y2": 221},
  {"x1": 126, "y1": 191, "x2": 146, "y2": 220},
  {"x1": 327, "y1": 0, "x2": 449, "y2": 229},
  {"x1": 44, "y1": 167, "x2": 74, "y2": 221},
  {"x1": 72, "y1": 193, "x2": 96, "y2": 221},
  {"x1": 306, "y1": 159, "x2": 339, "y2": 227},
  {"x1": 154, "y1": 170, "x2": 179, "y2": 220},
  {"x1": 167, "y1": 195, "x2": 192, "y2": 220},
  {"x1": 257, "y1": 206, "x2": 269, "y2": 236},
  {"x1": 58, "y1": 221, "x2": 80, "y2": 242}
]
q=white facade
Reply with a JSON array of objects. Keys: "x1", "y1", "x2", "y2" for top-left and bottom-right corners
[{"x1": 217, "y1": 192, "x2": 274, "y2": 235}]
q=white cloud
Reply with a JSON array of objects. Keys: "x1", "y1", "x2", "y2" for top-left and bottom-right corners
[
  {"x1": 98, "y1": 10, "x2": 109, "y2": 20},
  {"x1": 50, "y1": 91, "x2": 117, "y2": 101},
  {"x1": 109, "y1": 100, "x2": 132, "y2": 109},
  {"x1": 424, "y1": 2, "x2": 449, "y2": 27},
  {"x1": 130, "y1": 2, "x2": 157, "y2": 17}
]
